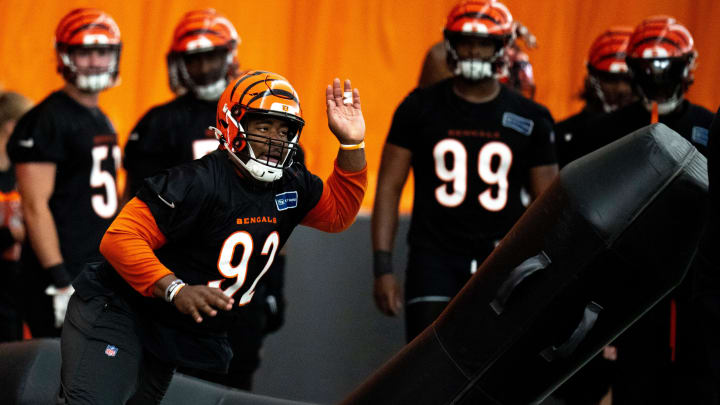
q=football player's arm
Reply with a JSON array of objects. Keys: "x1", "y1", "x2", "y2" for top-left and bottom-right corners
[
  {"x1": 528, "y1": 164, "x2": 558, "y2": 199},
  {"x1": 100, "y1": 198, "x2": 233, "y2": 323},
  {"x1": 299, "y1": 78, "x2": 368, "y2": 232},
  {"x1": 300, "y1": 160, "x2": 367, "y2": 233},
  {"x1": 326, "y1": 78, "x2": 366, "y2": 173},
  {"x1": 15, "y1": 162, "x2": 71, "y2": 287},
  {"x1": 371, "y1": 143, "x2": 410, "y2": 316}
]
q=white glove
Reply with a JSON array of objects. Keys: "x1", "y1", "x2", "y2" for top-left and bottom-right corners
[{"x1": 45, "y1": 285, "x2": 75, "y2": 328}]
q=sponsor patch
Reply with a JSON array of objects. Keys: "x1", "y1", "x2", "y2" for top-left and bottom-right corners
[
  {"x1": 502, "y1": 112, "x2": 534, "y2": 135},
  {"x1": 691, "y1": 126, "x2": 709, "y2": 146},
  {"x1": 275, "y1": 191, "x2": 298, "y2": 211},
  {"x1": 105, "y1": 345, "x2": 118, "y2": 357}
]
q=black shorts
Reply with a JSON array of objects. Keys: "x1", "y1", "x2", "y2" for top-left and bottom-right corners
[{"x1": 404, "y1": 249, "x2": 483, "y2": 306}]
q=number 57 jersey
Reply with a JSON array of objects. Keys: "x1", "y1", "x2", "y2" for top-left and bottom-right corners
[{"x1": 387, "y1": 80, "x2": 556, "y2": 257}]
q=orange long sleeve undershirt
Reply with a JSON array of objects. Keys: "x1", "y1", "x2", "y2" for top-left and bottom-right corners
[
  {"x1": 99, "y1": 198, "x2": 171, "y2": 297},
  {"x1": 301, "y1": 160, "x2": 367, "y2": 233},
  {"x1": 99, "y1": 162, "x2": 366, "y2": 297}
]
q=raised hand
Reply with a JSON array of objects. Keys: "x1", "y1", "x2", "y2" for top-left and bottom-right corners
[{"x1": 326, "y1": 78, "x2": 365, "y2": 145}]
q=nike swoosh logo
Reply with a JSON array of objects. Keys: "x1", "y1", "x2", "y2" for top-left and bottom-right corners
[
  {"x1": 18, "y1": 139, "x2": 34, "y2": 148},
  {"x1": 157, "y1": 194, "x2": 175, "y2": 209}
]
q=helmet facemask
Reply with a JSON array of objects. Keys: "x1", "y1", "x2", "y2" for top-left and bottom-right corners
[
  {"x1": 626, "y1": 55, "x2": 694, "y2": 115},
  {"x1": 445, "y1": 33, "x2": 511, "y2": 81},
  {"x1": 58, "y1": 44, "x2": 121, "y2": 93},
  {"x1": 234, "y1": 111, "x2": 301, "y2": 182},
  {"x1": 170, "y1": 47, "x2": 234, "y2": 101},
  {"x1": 587, "y1": 67, "x2": 634, "y2": 113}
]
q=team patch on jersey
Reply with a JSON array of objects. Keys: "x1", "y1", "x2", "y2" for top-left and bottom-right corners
[
  {"x1": 275, "y1": 191, "x2": 298, "y2": 211},
  {"x1": 105, "y1": 345, "x2": 118, "y2": 357},
  {"x1": 502, "y1": 112, "x2": 534, "y2": 136},
  {"x1": 691, "y1": 126, "x2": 709, "y2": 146}
]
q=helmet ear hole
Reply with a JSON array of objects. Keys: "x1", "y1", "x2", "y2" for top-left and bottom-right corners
[{"x1": 231, "y1": 104, "x2": 243, "y2": 118}]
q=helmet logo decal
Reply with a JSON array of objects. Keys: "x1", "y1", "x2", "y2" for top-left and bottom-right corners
[
  {"x1": 83, "y1": 34, "x2": 109, "y2": 45},
  {"x1": 642, "y1": 47, "x2": 669, "y2": 58},
  {"x1": 462, "y1": 21, "x2": 489, "y2": 34},
  {"x1": 186, "y1": 36, "x2": 214, "y2": 51}
]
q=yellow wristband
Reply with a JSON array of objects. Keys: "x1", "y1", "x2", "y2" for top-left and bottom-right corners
[{"x1": 339, "y1": 141, "x2": 365, "y2": 151}]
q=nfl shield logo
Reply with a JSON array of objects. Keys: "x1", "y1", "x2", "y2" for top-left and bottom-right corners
[{"x1": 105, "y1": 345, "x2": 118, "y2": 357}]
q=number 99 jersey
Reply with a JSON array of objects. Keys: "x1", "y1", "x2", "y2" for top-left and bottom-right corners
[{"x1": 387, "y1": 80, "x2": 556, "y2": 257}]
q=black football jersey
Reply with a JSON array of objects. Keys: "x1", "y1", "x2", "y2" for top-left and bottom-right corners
[
  {"x1": 387, "y1": 80, "x2": 556, "y2": 257},
  {"x1": 124, "y1": 93, "x2": 219, "y2": 197},
  {"x1": 554, "y1": 108, "x2": 604, "y2": 168},
  {"x1": 571, "y1": 100, "x2": 714, "y2": 161},
  {"x1": 129, "y1": 150, "x2": 321, "y2": 331},
  {"x1": 7, "y1": 91, "x2": 119, "y2": 272}
]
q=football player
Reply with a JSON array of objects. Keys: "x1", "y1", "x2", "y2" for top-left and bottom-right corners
[
  {"x1": 418, "y1": 18, "x2": 538, "y2": 99},
  {"x1": 123, "y1": 9, "x2": 279, "y2": 390},
  {"x1": 371, "y1": 0, "x2": 558, "y2": 342},
  {"x1": 7, "y1": 8, "x2": 122, "y2": 337},
  {"x1": 567, "y1": 17, "x2": 717, "y2": 404},
  {"x1": 123, "y1": 9, "x2": 239, "y2": 200},
  {"x1": 554, "y1": 27, "x2": 636, "y2": 167},
  {"x1": 59, "y1": 71, "x2": 367, "y2": 404},
  {"x1": 574, "y1": 16, "x2": 712, "y2": 159},
  {"x1": 0, "y1": 91, "x2": 31, "y2": 342}
]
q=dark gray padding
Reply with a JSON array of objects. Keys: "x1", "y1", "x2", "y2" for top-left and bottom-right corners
[
  {"x1": 0, "y1": 338, "x2": 62, "y2": 405},
  {"x1": 0, "y1": 339, "x2": 313, "y2": 405},
  {"x1": 162, "y1": 373, "x2": 315, "y2": 405},
  {"x1": 341, "y1": 123, "x2": 710, "y2": 405}
]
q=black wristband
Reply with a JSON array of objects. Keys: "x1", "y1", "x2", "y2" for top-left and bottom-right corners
[
  {"x1": 373, "y1": 250, "x2": 393, "y2": 278},
  {"x1": 46, "y1": 263, "x2": 72, "y2": 288}
]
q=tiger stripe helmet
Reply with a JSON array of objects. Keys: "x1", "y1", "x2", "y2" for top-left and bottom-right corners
[
  {"x1": 626, "y1": 16, "x2": 696, "y2": 113},
  {"x1": 443, "y1": 0, "x2": 515, "y2": 81},
  {"x1": 587, "y1": 27, "x2": 633, "y2": 75},
  {"x1": 584, "y1": 27, "x2": 635, "y2": 112},
  {"x1": 212, "y1": 71, "x2": 303, "y2": 182},
  {"x1": 444, "y1": 0, "x2": 514, "y2": 37},
  {"x1": 54, "y1": 8, "x2": 122, "y2": 92},
  {"x1": 167, "y1": 9, "x2": 240, "y2": 99}
]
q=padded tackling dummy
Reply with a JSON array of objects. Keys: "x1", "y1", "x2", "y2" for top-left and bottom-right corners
[
  {"x1": 0, "y1": 338, "x2": 62, "y2": 405},
  {"x1": 341, "y1": 123, "x2": 709, "y2": 405}
]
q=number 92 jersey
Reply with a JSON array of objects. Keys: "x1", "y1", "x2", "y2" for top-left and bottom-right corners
[
  {"x1": 387, "y1": 80, "x2": 556, "y2": 257},
  {"x1": 134, "y1": 149, "x2": 323, "y2": 334}
]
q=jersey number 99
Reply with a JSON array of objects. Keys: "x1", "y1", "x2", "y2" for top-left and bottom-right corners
[{"x1": 433, "y1": 139, "x2": 512, "y2": 211}]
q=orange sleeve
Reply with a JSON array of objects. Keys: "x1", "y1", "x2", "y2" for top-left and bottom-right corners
[
  {"x1": 99, "y1": 197, "x2": 172, "y2": 297},
  {"x1": 300, "y1": 160, "x2": 367, "y2": 233}
]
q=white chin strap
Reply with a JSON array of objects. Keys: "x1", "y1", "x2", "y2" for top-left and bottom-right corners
[
  {"x1": 76, "y1": 73, "x2": 113, "y2": 92},
  {"x1": 455, "y1": 59, "x2": 494, "y2": 81},
  {"x1": 193, "y1": 78, "x2": 227, "y2": 101},
  {"x1": 210, "y1": 124, "x2": 287, "y2": 183},
  {"x1": 236, "y1": 154, "x2": 284, "y2": 182}
]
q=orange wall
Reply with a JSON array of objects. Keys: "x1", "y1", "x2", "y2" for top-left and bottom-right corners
[{"x1": 1, "y1": 0, "x2": 718, "y2": 213}]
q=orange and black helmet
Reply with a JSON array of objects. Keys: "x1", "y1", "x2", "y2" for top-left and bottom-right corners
[
  {"x1": 443, "y1": 1, "x2": 515, "y2": 80},
  {"x1": 54, "y1": 8, "x2": 122, "y2": 92},
  {"x1": 213, "y1": 71, "x2": 303, "y2": 182},
  {"x1": 444, "y1": 0, "x2": 514, "y2": 38},
  {"x1": 626, "y1": 16, "x2": 696, "y2": 106},
  {"x1": 587, "y1": 27, "x2": 633, "y2": 76},
  {"x1": 167, "y1": 9, "x2": 240, "y2": 99}
]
